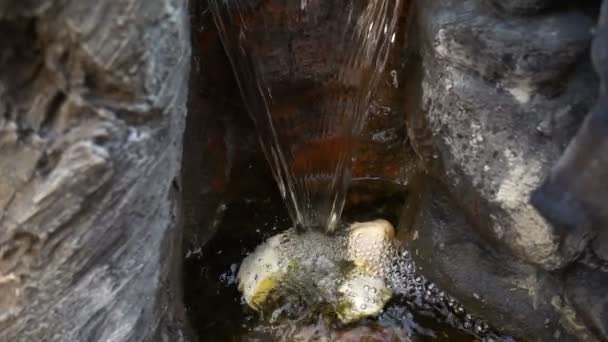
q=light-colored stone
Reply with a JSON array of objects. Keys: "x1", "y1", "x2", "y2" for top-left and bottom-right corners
[{"x1": 237, "y1": 220, "x2": 397, "y2": 323}]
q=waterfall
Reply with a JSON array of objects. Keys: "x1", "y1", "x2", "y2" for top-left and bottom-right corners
[{"x1": 210, "y1": 0, "x2": 402, "y2": 232}]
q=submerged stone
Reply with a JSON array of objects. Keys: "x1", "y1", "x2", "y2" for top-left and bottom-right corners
[
  {"x1": 236, "y1": 219, "x2": 396, "y2": 323},
  {"x1": 237, "y1": 234, "x2": 290, "y2": 310},
  {"x1": 336, "y1": 275, "x2": 392, "y2": 323}
]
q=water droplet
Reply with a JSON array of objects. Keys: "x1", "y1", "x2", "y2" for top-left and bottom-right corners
[{"x1": 475, "y1": 321, "x2": 488, "y2": 334}]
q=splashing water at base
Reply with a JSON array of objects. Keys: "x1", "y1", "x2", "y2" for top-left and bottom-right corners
[
  {"x1": 236, "y1": 220, "x2": 397, "y2": 323},
  {"x1": 183, "y1": 181, "x2": 516, "y2": 341},
  {"x1": 209, "y1": 0, "x2": 402, "y2": 232},
  {"x1": 234, "y1": 220, "x2": 511, "y2": 340}
]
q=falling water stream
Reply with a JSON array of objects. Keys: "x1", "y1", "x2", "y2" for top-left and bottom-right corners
[
  {"x1": 210, "y1": 0, "x2": 402, "y2": 232},
  {"x1": 198, "y1": 1, "x2": 514, "y2": 340},
  {"x1": 184, "y1": 177, "x2": 513, "y2": 340}
]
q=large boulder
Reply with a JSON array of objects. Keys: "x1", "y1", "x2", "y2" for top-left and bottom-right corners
[
  {"x1": 405, "y1": 0, "x2": 608, "y2": 340},
  {"x1": 409, "y1": 0, "x2": 596, "y2": 270},
  {"x1": 0, "y1": 0, "x2": 190, "y2": 341}
]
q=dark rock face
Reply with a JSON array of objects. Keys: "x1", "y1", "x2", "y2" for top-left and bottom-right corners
[
  {"x1": 565, "y1": 266, "x2": 608, "y2": 339},
  {"x1": 531, "y1": 0, "x2": 608, "y2": 267},
  {"x1": 411, "y1": 0, "x2": 596, "y2": 271},
  {"x1": 486, "y1": 0, "x2": 554, "y2": 14},
  {"x1": 406, "y1": 0, "x2": 608, "y2": 340},
  {"x1": 0, "y1": 1, "x2": 190, "y2": 341},
  {"x1": 407, "y1": 182, "x2": 577, "y2": 340},
  {"x1": 183, "y1": 1, "x2": 255, "y2": 251},
  {"x1": 529, "y1": 1, "x2": 608, "y2": 339}
]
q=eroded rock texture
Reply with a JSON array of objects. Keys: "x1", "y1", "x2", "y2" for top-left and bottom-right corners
[
  {"x1": 532, "y1": 0, "x2": 608, "y2": 339},
  {"x1": 0, "y1": 0, "x2": 190, "y2": 341},
  {"x1": 405, "y1": 0, "x2": 607, "y2": 340}
]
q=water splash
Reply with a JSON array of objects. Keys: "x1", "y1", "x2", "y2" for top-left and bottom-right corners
[
  {"x1": 234, "y1": 225, "x2": 510, "y2": 340},
  {"x1": 209, "y1": 0, "x2": 402, "y2": 232}
]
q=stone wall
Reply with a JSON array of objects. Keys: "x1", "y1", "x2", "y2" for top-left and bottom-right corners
[
  {"x1": 1, "y1": 0, "x2": 606, "y2": 340},
  {"x1": 405, "y1": 0, "x2": 607, "y2": 340},
  {"x1": 0, "y1": 1, "x2": 190, "y2": 341}
]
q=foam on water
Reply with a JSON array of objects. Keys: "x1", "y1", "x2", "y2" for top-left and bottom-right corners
[{"x1": 241, "y1": 226, "x2": 513, "y2": 340}]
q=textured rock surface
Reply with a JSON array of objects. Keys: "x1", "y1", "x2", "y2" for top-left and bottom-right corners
[
  {"x1": 531, "y1": 1, "x2": 608, "y2": 340},
  {"x1": 565, "y1": 266, "x2": 608, "y2": 339},
  {"x1": 405, "y1": 0, "x2": 608, "y2": 340},
  {"x1": 183, "y1": 1, "x2": 251, "y2": 250},
  {"x1": 486, "y1": 0, "x2": 553, "y2": 14},
  {"x1": 406, "y1": 182, "x2": 582, "y2": 340},
  {"x1": 0, "y1": 0, "x2": 190, "y2": 341},
  {"x1": 531, "y1": 0, "x2": 608, "y2": 268},
  {"x1": 410, "y1": 0, "x2": 596, "y2": 271}
]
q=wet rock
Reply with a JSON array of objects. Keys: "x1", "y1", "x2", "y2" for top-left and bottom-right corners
[
  {"x1": 486, "y1": 0, "x2": 554, "y2": 14},
  {"x1": 592, "y1": 229, "x2": 608, "y2": 262},
  {"x1": 236, "y1": 220, "x2": 396, "y2": 323},
  {"x1": 0, "y1": 0, "x2": 190, "y2": 341},
  {"x1": 531, "y1": 0, "x2": 608, "y2": 266},
  {"x1": 422, "y1": 0, "x2": 592, "y2": 87},
  {"x1": 183, "y1": 3, "x2": 262, "y2": 251},
  {"x1": 333, "y1": 324, "x2": 412, "y2": 342},
  {"x1": 530, "y1": 3, "x2": 608, "y2": 338},
  {"x1": 565, "y1": 266, "x2": 608, "y2": 340},
  {"x1": 530, "y1": 104, "x2": 608, "y2": 265},
  {"x1": 407, "y1": 0, "x2": 608, "y2": 339},
  {"x1": 410, "y1": 0, "x2": 597, "y2": 270},
  {"x1": 183, "y1": 0, "x2": 417, "y2": 250},
  {"x1": 404, "y1": 182, "x2": 578, "y2": 341}
]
